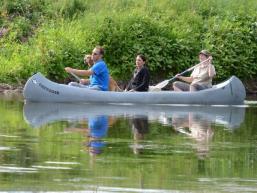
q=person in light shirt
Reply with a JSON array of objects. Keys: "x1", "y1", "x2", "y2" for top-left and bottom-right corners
[{"x1": 173, "y1": 50, "x2": 216, "y2": 92}]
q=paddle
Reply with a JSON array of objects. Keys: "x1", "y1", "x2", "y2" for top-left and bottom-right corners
[
  {"x1": 70, "y1": 71, "x2": 81, "y2": 82},
  {"x1": 68, "y1": 71, "x2": 88, "y2": 87},
  {"x1": 151, "y1": 58, "x2": 210, "y2": 90}
]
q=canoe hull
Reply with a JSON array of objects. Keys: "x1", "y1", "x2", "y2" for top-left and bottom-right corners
[{"x1": 23, "y1": 73, "x2": 246, "y2": 105}]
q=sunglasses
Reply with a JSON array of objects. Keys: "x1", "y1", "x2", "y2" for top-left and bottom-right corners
[{"x1": 92, "y1": 52, "x2": 100, "y2": 55}]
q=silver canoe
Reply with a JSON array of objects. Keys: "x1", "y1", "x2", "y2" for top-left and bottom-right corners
[
  {"x1": 24, "y1": 102, "x2": 245, "y2": 129},
  {"x1": 23, "y1": 72, "x2": 246, "y2": 105}
]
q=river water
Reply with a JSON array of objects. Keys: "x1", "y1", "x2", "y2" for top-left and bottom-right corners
[{"x1": 0, "y1": 95, "x2": 256, "y2": 192}]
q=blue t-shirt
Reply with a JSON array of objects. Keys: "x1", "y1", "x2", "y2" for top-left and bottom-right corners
[
  {"x1": 89, "y1": 60, "x2": 109, "y2": 91},
  {"x1": 88, "y1": 115, "x2": 108, "y2": 138}
]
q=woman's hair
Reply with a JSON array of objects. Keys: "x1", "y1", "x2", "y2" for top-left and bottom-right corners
[{"x1": 137, "y1": 54, "x2": 147, "y2": 63}]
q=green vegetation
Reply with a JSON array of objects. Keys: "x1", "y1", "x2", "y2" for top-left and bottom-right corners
[{"x1": 0, "y1": 0, "x2": 256, "y2": 84}]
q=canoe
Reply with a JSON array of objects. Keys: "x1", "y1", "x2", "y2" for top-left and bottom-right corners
[
  {"x1": 24, "y1": 102, "x2": 245, "y2": 129},
  {"x1": 23, "y1": 72, "x2": 246, "y2": 105}
]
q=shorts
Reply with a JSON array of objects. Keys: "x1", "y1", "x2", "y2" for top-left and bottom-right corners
[{"x1": 173, "y1": 81, "x2": 209, "y2": 91}]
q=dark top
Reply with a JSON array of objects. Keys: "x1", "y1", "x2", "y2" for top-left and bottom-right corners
[
  {"x1": 127, "y1": 66, "x2": 150, "y2": 91},
  {"x1": 132, "y1": 116, "x2": 149, "y2": 134}
]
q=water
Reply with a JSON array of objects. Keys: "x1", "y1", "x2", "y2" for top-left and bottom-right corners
[{"x1": 0, "y1": 96, "x2": 256, "y2": 192}]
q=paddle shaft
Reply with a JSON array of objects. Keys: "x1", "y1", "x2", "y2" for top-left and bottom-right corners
[
  {"x1": 167, "y1": 58, "x2": 210, "y2": 82},
  {"x1": 70, "y1": 71, "x2": 81, "y2": 82}
]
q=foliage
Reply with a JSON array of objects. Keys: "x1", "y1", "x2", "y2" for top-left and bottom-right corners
[{"x1": 0, "y1": 0, "x2": 256, "y2": 83}]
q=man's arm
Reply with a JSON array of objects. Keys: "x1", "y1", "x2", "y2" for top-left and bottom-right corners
[{"x1": 65, "y1": 67, "x2": 93, "y2": 76}]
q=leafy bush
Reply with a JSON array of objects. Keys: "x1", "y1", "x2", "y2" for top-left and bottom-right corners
[
  {"x1": 204, "y1": 14, "x2": 257, "y2": 80},
  {"x1": 45, "y1": 0, "x2": 88, "y2": 19},
  {"x1": 0, "y1": 0, "x2": 256, "y2": 84}
]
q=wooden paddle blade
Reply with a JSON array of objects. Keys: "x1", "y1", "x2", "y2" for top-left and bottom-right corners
[
  {"x1": 151, "y1": 80, "x2": 169, "y2": 90},
  {"x1": 149, "y1": 86, "x2": 162, "y2": 92}
]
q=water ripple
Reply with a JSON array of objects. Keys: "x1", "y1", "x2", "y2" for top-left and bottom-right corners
[
  {"x1": 32, "y1": 165, "x2": 71, "y2": 170},
  {"x1": 0, "y1": 165, "x2": 37, "y2": 173}
]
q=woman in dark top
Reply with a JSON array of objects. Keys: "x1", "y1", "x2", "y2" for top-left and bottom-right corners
[{"x1": 125, "y1": 54, "x2": 150, "y2": 92}]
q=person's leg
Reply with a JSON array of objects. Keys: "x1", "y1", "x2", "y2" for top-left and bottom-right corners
[
  {"x1": 69, "y1": 82, "x2": 102, "y2": 91},
  {"x1": 189, "y1": 84, "x2": 197, "y2": 92},
  {"x1": 173, "y1": 81, "x2": 190, "y2": 91},
  {"x1": 190, "y1": 84, "x2": 209, "y2": 91},
  {"x1": 68, "y1": 82, "x2": 80, "y2": 87},
  {"x1": 89, "y1": 85, "x2": 102, "y2": 90},
  {"x1": 68, "y1": 82, "x2": 90, "y2": 88}
]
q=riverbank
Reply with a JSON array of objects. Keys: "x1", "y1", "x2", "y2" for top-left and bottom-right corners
[{"x1": 0, "y1": 83, "x2": 23, "y2": 95}]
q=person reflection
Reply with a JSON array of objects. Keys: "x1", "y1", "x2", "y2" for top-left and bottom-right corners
[
  {"x1": 86, "y1": 115, "x2": 109, "y2": 156},
  {"x1": 131, "y1": 115, "x2": 149, "y2": 154},
  {"x1": 172, "y1": 112, "x2": 214, "y2": 159}
]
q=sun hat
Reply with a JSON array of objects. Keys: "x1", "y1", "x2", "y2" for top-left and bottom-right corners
[{"x1": 199, "y1": 50, "x2": 211, "y2": 57}]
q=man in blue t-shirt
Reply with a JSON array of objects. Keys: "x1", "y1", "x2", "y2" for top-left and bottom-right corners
[{"x1": 65, "y1": 46, "x2": 109, "y2": 91}]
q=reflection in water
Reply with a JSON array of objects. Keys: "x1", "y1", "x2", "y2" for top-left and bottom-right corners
[
  {"x1": 23, "y1": 102, "x2": 245, "y2": 130},
  {"x1": 1, "y1": 98, "x2": 256, "y2": 192},
  {"x1": 172, "y1": 113, "x2": 214, "y2": 159},
  {"x1": 87, "y1": 115, "x2": 108, "y2": 155},
  {"x1": 131, "y1": 116, "x2": 149, "y2": 154},
  {"x1": 65, "y1": 115, "x2": 109, "y2": 157},
  {"x1": 23, "y1": 102, "x2": 246, "y2": 159}
]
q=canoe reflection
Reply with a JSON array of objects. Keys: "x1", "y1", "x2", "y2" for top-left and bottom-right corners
[
  {"x1": 23, "y1": 102, "x2": 245, "y2": 130},
  {"x1": 23, "y1": 102, "x2": 245, "y2": 157}
]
